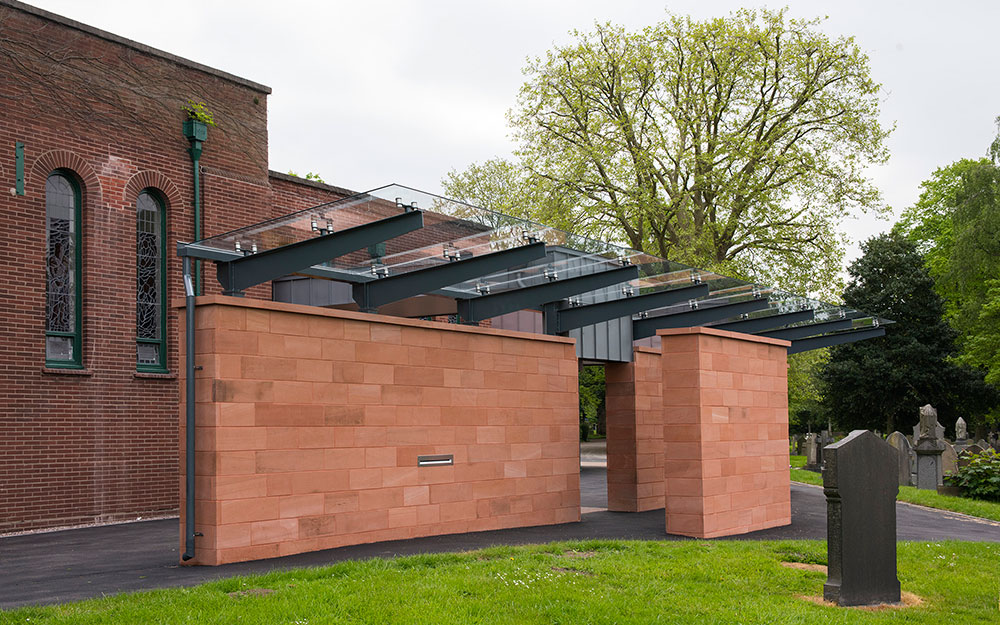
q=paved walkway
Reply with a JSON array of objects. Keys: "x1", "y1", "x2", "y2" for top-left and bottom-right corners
[{"x1": 2, "y1": 467, "x2": 998, "y2": 609}]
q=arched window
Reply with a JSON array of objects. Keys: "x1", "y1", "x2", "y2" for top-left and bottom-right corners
[
  {"x1": 45, "y1": 171, "x2": 82, "y2": 367},
  {"x1": 136, "y1": 190, "x2": 167, "y2": 371}
]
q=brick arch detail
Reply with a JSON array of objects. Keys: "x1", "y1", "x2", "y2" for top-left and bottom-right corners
[
  {"x1": 29, "y1": 149, "x2": 103, "y2": 203},
  {"x1": 124, "y1": 170, "x2": 182, "y2": 210}
]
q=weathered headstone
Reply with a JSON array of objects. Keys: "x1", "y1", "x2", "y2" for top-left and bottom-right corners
[
  {"x1": 886, "y1": 431, "x2": 913, "y2": 487},
  {"x1": 805, "y1": 433, "x2": 820, "y2": 470},
  {"x1": 941, "y1": 442, "x2": 958, "y2": 481},
  {"x1": 955, "y1": 417, "x2": 968, "y2": 443},
  {"x1": 791, "y1": 434, "x2": 804, "y2": 456},
  {"x1": 914, "y1": 405, "x2": 946, "y2": 490},
  {"x1": 823, "y1": 430, "x2": 901, "y2": 606},
  {"x1": 912, "y1": 420, "x2": 945, "y2": 446}
]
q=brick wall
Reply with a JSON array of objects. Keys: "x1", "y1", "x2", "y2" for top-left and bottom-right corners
[
  {"x1": 0, "y1": 1, "x2": 346, "y2": 533},
  {"x1": 658, "y1": 327, "x2": 791, "y2": 538},
  {"x1": 180, "y1": 297, "x2": 580, "y2": 565},
  {"x1": 605, "y1": 347, "x2": 664, "y2": 512}
]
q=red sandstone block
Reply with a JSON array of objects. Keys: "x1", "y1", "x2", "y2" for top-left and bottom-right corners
[
  {"x1": 417, "y1": 465, "x2": 456, "y2": 485},
  {"x1": 297, "y1": 360, "x2": 332, "y2": 383},
  {"x1": 380, "y1": 385, "x2": 423, "y2": 406},
  {"x1": 279, "y1": 494, "x2": 325, "y2": 519},
  {"x1": 325, "y1": 448, "x2": 366, "y2": 470},
  {"x1": 267, "y1": 475, "x2": 293, "y2": 497},
  {"x1": 439, "y1": 500, "x2": 477, "y2": 522},
  {"x1": 313, "y1": 383, "x2": 350, "y2": 406},
  {"x1": 213, "y1": 476, "x2": 269, "y2": 500},
  {"x1": 348, "y1": 468, "x2": 383, "y2": 490},
  {"x1": 250, "y1": 519, "x2": 299, "y2": 545},
  {"x1": 382, "y1": 467, "x2": 418, "y2": 488},
  {"x1": 338, "y1": 509, "x2": 390, "y2": 534},
  {"x1": 321, "y1": 339, "x2": 357, "y2": 362},
  {"x1": 356, "y1": 343, "x2": 409, "y2": 366},
  {"x1": 353, "y1": 427, "x2": 388, "y2": 447},
  {"x1": 365, "y1": 447, "x2": 396, "y2": 468},
  {"x1": 476, "y1": 426, "x2": 506, "y2": 444},
  {"x1": 270, "y1": 381, "x2": 315, "y2": 404},
  {"x1": 212, "y1": 451, "x2": 257, "y2": 476},
  {"x1": 215, "y1": 523, "x2": 252, "y2": 549},
  {"x1": 215, "y1": 330, "x2": 260, "y2": 355},
  {"x1": 215, "y1": 544, "x2": 280, "y2": 566},
  {"x1": 265, "y1": 427, "x2": 298, "y2": 450},
  {"x1": 220, "y1": 497, "x2": 279, "y2": 524},
  {"x1": 429, "y1": 483, "x2": 473, "y2": 504},
  {"x1": 386, "y1": 427, "x2": 433, "y2": 446},
  {"x1": 213, "y1": 379, "x2": 274, "y2": 403},
  {"x1": 347, "y1": 384, "x2": 382, "y2": 405},
  {"x1": 503, "y1": 461, "x2": 526, "y2": 479},
  {"x1": 255, "y1": 449, "x2": 325, "y2": 473},
  {"x1": 403, "y1": 485, "x2": 430, "y2": 506},
  {"x1": 325, "y1": 492, "x2": 360, "y2": 514},
  {"x1": 359, "y1": 487, "x2": 404, "y2": 511},
  {"x1": 393, "y1": 366, "x2": 444, "y2": 387},
  {"x1": 298, "y1": 515, "x2": 337, "y2": 538},
  {"x1": 289, "y1": 470, "x2": 350, "y2": 495},
  {"x1": 414, "y1": 504, "x2": 441, "y2": 525},
  {"x1": 468, "y1": 444, "x2": 508, "y2": 463},
  {"x1": 387, "y1": 506, "x2": 418, "y2": 528}
]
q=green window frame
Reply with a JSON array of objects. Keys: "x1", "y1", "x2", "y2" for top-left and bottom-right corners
[
  {"x1": 136, "y1": 190, "x2": 168, "y2": 372},
  {"x1": 44, "y1": 171, "x2": 83, "y2": 368}
]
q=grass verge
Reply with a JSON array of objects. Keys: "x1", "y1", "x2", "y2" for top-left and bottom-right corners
[
  {"x1": 4, "y1": 540, "x2": 999, "y2": 624},
  {"x1": 789, "y1": 455, "x2": 1000, "y2": 522}
]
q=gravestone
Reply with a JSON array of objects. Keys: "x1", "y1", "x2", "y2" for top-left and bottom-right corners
[
  {"x1": 804, "y1": 433, "x2": 820, "y2": 470},
  {"x1": 955, "y1": 417, "x2": 968, "y2": 443},
  {"x1": 823, "y1": 430, "x2": 901, "y2": 606},
  {"x1": 912, "y1": 420, "x2": 945, "y2": 446},
  {"x1": 914, "y1": 405, "x2": 946, "y2": 490},
  {"x1": 886, "y1": 431, "x2": 913, "y2": 487},
  {"x1": 818, "y1": 431, "x2": 835, "y2": 468},
  {"x1": 941, "y1": 442, "x2": 958, "y2": 481},
  {"x1": 791, "y1": 434, "x2": 804, "y2": 456}
]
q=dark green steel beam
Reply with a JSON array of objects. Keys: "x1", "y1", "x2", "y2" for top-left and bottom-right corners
[
  {"x1": 216, "y1": 210, "x2": 424, "y2": 295},
  {"x1": 787, "y1": 326, "x2": 885, "y2": 355},
  {"x1": 632, "y1": 298, "x2": 771, "y2": 340},
  {"x1": 352, "y1": 242, "x2": 547, "y2": 312},
  {"x1": 555, "y1": 283, "x2": 710, "y2": 333},
  {"x1": 711, "y1": 309, "x2": 814, "y2": 334},
  {"x1": 758, "y1": 316, "x2": 860, "y2": 341},
  {"x1": 457, "y1": 264, "x2": 639, "y2": 323}
]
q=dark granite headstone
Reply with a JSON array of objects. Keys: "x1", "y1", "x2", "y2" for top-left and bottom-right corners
[{"x1": 823, "y1": 430, "x2": 901, "y2": 606}]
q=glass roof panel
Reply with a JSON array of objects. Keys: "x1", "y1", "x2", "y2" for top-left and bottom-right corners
[{"x1": 192, "y1": 183, "x2": 877, "y2": 327}]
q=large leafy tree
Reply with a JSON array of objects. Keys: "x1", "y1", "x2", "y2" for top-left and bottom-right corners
[
  {"x1": 896, "y1": 120, "x2": 1000, "y2": 411},
  {"x1": 820, "y1": 233, "x2": 966, "y2": 434},
  {"x1": 446, "y1": 9, "x2": 890, "y2": 297}
]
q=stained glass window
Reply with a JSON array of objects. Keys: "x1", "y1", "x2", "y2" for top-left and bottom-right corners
[
  {"x1": 45, "y1": 172, "x2": 82, "y2": 366},
  {"x1": 136, "y1": 190, "x2": 166, "y2": 371}
]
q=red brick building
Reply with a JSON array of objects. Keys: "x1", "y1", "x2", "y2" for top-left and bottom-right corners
[{"x1": 0, "y1": 0, "x2": 352, "y2": 532}]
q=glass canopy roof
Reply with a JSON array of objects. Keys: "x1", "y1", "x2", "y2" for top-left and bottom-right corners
[{"x1": 190, "y1": 183, "x2": 884, "y2": 332}]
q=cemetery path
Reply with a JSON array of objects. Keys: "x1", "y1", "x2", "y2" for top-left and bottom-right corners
[{"x1": 2, "y1": 471, "x2": 998, "y2": 609}]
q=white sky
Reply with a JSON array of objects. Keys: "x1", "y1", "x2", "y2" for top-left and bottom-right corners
[{"x1": 25, "y1": 0, "x2": 1000, "y2": 264}]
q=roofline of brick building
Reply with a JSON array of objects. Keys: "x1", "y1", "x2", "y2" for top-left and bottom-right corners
[
  {"x1": 1, "y1": 0, "x2": 272, "y2": 94},
  {"x1": 268, "y1": 170, "x2": 358, "y2": 198}
]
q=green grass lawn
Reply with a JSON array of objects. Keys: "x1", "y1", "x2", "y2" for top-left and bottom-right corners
[
  {"x1": 789, "y1": 455, "x2": 1000, "y2": 522},
  {"x1": 4, "y1": 540, "x2": 999, "y2": 624}
]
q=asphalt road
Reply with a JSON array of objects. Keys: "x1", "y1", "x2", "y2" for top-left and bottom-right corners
[{"x1": 1, "y1": 467, "x2": 997, "y2": 609}]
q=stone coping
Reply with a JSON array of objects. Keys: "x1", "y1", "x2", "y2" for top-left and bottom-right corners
[
  {"x1": 657, "y1": 325, "x2": 791, "y2": 347},
  {"x1": 172, "y1": 295, "x2": 577, "y2": 345},
  {"x1": 633, "y1": 346, "x2": 661, "y2": 355}
]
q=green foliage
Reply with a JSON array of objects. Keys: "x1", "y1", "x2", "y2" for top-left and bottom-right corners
[
  {"x1": 895, "y1": 121, "x2": 1000, "y2": 425},
  {"x1": 471, "y1": 8, "x2": 890, "y2": 298},
  {"x1": 286, "y1": 170, "x2": 326, "y2": 184},
  {"x1": 819, "y1": 233, "x2": 966, "y2": 433},
  {"x1": 578, "y1": 365, "x2": 605, "y2": 439},
  {"x1": 787, "y1": 349, "x2": 828, "y2": 433},
  {"x1": 947, "y1": 449, "x2": 1000, "y2": 502},
  {"x1": 181, "y1": 99, "x2": 216, "y2": 126}
]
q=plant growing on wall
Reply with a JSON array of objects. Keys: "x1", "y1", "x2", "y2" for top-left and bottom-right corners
[{"x1": 182, "y1": 99, "x2": 216, "y2": 126}]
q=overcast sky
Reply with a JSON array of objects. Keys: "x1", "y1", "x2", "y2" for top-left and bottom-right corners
[{"x1": 26, "y1": 0, "x2": 1000, "y2": 263}]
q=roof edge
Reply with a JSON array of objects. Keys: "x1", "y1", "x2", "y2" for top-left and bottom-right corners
[
  {"x1": 268, "y1": 170, "x2": 358, "y2": 198},
  {"x1": 1, "y1": 0, "x2": 272, "y2": 94}
]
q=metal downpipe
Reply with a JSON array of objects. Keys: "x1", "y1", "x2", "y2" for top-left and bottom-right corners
[{"x1": 182, "y1": 256, "x2": 197, "y2": 561}]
